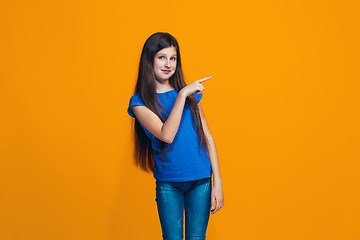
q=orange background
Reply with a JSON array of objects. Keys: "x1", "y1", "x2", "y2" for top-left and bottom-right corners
[{"x1": 1, "y1": 0, "x2": 359, "y2": 239}]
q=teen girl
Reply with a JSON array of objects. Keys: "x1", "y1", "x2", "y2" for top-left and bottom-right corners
[{"x1": 127, "y1": 32, "x2": 224, "y2": 240}]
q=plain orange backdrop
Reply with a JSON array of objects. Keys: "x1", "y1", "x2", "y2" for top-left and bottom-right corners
[{"x1": 1, "y1": 0, "x2": 359, "y2": 239}]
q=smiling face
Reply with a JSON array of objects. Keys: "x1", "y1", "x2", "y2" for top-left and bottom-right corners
[{"x1": 153, "y1": 46, "x2": 177, "y2": 83}]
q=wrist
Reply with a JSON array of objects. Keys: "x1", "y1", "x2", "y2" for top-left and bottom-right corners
[
  {"x1": 213, "y1": 177, "x2": 222, "y2": 186},
  {"x1": 178, "y1": 89, "x2": 188, "y2": 98}
]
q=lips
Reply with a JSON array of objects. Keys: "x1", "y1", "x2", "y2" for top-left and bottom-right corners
[{"x1": 162, "y1": 70, "x2": 171, "y2": 74}]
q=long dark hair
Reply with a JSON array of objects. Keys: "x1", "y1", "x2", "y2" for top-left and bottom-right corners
[{"x1": 132, "y1": 32, "x2": 209, "y2": 172}]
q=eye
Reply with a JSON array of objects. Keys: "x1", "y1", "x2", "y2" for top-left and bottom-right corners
[
  {"x1": 159, "y1": 56, "x2": 164, "y2": 60},
  {"x1": 170, "y1": 57, "x2": 176, "y2": 61}
]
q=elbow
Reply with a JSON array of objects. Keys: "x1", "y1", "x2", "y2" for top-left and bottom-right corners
[
  {"x1": 162, "y1": 136, "x2": 174, "y2": 144},
  {"x1": 160, "y1": 125, "x2": 175, "y2": 144}
]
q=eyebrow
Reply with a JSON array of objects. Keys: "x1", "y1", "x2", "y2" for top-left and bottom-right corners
[{"x1": 156, "y1": 53, "x2": 177, "y2": 57}]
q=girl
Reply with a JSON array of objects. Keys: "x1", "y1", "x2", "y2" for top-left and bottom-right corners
[{"x1": 127, "y1": 32, "x2": 224, "y2": 240}]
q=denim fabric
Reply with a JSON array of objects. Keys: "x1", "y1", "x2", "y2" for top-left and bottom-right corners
[{"x1": 155, "y1": 177, "x2": 212, "y2": 240}]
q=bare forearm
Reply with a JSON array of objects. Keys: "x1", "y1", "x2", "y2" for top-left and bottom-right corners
[
  {"x1": 208, "y1": 136, "x2": 224, "y2": 215},
  {"x1": 133, "y1": 78, "x2": 210, "y2": 144},
  {"x1": 161, "y1": 92, "x2": 187, "y2": 143},
  {"x1": 207, "y1": 136, "x2": 222, "y2": 186}
]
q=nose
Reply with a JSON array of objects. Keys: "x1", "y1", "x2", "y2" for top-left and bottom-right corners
[{"x1": 164, "y1": 59, "x2": 171, "y2": 68}]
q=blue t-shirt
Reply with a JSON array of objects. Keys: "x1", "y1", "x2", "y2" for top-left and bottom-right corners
[{"x1": 127, "y1": 89, "x2": 212, "y2": 182}]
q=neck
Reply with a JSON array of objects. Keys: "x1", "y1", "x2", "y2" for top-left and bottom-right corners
[{"x1": 155, "y1": 79, "x2": 173, "y2": 93}]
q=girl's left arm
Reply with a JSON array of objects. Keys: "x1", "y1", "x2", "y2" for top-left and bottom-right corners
[{"x1": 198, "y1": 102, "x2": 224, "y2": 215}]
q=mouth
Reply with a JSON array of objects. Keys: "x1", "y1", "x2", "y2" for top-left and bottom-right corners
[{"x1": 161, "y1": 70, "x2": 171, "y2": 74}]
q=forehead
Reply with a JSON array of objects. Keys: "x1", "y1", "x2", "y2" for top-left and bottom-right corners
[{"x1": 156, "y1": 46, "x2": 177, "y2": 56}]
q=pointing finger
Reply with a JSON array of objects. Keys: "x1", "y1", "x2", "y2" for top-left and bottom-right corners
[{"x1": 198, "y1": 76, "x2": 212, "y2": 83}]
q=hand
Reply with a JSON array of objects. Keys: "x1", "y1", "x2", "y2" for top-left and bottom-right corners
[
  {"x1": 210, "y1": 183, "x2": 224, "y2": 215},
  {"x1": 179, "y1": 76, "x2": 212, "y2": 97}
]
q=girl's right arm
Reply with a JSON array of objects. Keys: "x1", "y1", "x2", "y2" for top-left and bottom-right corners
[{"x1": 131, "y1": 76, "x2": 211, "y2": 143}]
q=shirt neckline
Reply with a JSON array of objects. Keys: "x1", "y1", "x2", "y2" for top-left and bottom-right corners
[{"x1": 156, "y1": 89, "x2": 176, "y2": 94}]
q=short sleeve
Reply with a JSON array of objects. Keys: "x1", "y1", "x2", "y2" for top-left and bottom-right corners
[
  {"x1": 193, "y1": 92, "x2": 203, "y2": 104},
  {"x1": 127, "y1": 93, "x2": 146, "y2": 118}
]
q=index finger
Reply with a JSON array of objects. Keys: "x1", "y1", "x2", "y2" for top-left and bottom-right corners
[{"x1": 197, "y1": 76, "x2": 212, "y2": 83}]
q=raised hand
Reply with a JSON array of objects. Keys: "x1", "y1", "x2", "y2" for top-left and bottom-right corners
[{"x1": 179, "y1": 76, "x2": 212, "y2": 97}]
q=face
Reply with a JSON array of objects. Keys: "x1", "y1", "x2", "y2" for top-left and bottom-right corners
[{"x1": 153, "y1": 46, "x2": 177, "y2": 82}]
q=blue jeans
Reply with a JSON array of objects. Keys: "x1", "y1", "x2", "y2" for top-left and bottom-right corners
[{"x1": 155, "y1": 177, "x2": 212, "y2": 240}]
